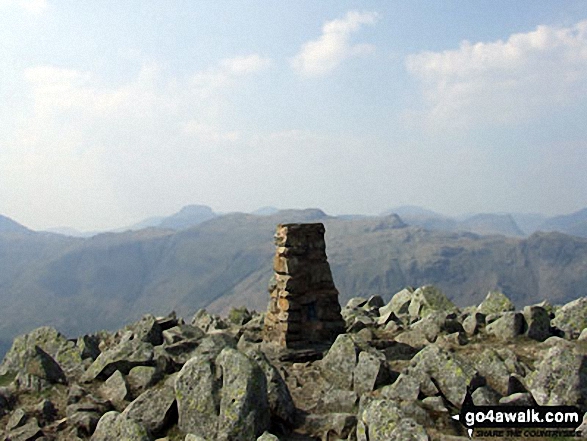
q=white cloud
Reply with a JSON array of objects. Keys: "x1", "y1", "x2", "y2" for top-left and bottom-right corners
[
  {"x1": 291, "y1": 11, "x2": 379, "y2": 77},
  {"x1": 406, "y1": 20, "x2": 587, "y2": 127},
  {"x1": 192, "y1": 54, "x2": 271, "y2": 97}
]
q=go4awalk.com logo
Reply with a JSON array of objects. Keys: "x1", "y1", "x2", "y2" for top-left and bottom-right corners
[{"x1": 452, "y1": 389, "x2": 583, "y2": 438}]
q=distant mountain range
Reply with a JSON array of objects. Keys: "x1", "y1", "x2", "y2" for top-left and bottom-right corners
[
  {"x1": 2, "y1": 206, "x2": 587, "y2": 359},
  {"x1": 38, "y1": 204, "x2": 587, "y2": 239}
]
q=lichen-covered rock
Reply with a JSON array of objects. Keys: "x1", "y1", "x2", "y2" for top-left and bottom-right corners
[
  {"x1": 551, "y1": 297, "x2": 587, "y2": 338},
  {"x1": 90, "y1": 411, "x2": 152, "y2": 441},
  {"x1": 297, "y1": 412, "x2": 357, "y2": 440},
  {"x1": 379, "y1": 287, "x2": 414, "y2": 318},
  {"x1": 81, "y1": 339, "x2": 155, "y2": 382},
  {"x1": 353, "y1": 350, "x2": 389, "y2": 395},
  {"x1": 125, "y1": 314, "x2": 164, "y2": 346},
  {"x1": 470, "y1": 348, "x2": 525, "y2": 396},
  {"x1": 175, "y1": 347, "x2": 269, "y2": 441},
  {"x1": 14, "y1": 345, "x2": 67, "y2": 391},
  {"x1": 358, "y1": 399, "x2": 404, "y2": 441},
  {"x1": 405, "y1": 344, "x2": 477, "y2": 407},
  {"x1": 477, "y1": 291, "x2": 515, "y2": 315},
  {"x1": 216, "y1": 347, "x2": 269, "y2": 441},
  {"x1": 462, "y1": 312, "x2": 485, "y2": 336},
  {"x1": 122, "y1": 386, "x2": 176, "y2": 436},
  {"x1": 0, "y1": 326, "x2": 81, "y2": 378},
  {"x1": 175, "y1": 353, "x2": 219, "y2": 437},
  {"x1": 485, "y1": 312, "x2": 525, "y2": 341},
  {"x1": 6, "y1": 417, "x2": 43, "y2": 441},
  {"x1": 522, "y1": 305, "x2": 551, "y2": 341},
  {"x1": 380, "y1": 374, "x2": 420, "y2": 402},
  {"x1": 242, "y1": 348, "x2": 295, "y2": 426},
  {"x1": 98, "y1": 370, "x2": 130, "y2": 406},
  {"x1": 408, "y1": 286, "x2": 457, "y2": 320},
  {"x1": 319, "y1": 334, "x2": 360, "y2": 390},
  {"x1": 127, "y1": 365, "x2": 160, "y2": 395},
  {"x1": 527, "y1": 343, "x2": 587, "y2": 409}
]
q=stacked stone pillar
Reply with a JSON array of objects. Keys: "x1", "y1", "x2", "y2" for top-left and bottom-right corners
[{"x1": 263, "y1": 223, "x2": 345, "y2": 348}]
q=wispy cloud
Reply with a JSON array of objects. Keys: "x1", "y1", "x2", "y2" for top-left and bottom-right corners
[
  {"x1": 291, "y1": 11, "x2": 379, "y2": 77},
  {"x1": 406, "y1": 20, "x2": 587, "y2": 128}
]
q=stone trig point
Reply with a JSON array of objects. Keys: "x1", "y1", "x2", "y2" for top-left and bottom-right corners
[{"x1": 263, "y1": 223, "x2": 345, "y2": 348}]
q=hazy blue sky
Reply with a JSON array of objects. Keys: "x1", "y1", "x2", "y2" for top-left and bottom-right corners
[{"x1": 2, "y1": 1, "x2": 587, "y2": 230}]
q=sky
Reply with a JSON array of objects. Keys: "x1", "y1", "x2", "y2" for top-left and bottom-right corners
[{"x1": 2, "y1": 1, "x2": 587, "y2": 231}]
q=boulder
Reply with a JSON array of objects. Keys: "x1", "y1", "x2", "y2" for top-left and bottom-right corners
[
  {"x1": 357, "y1": 399, "x2": 405, "y2": 441},
  {"x1": 527, "y1": 343, "x2": 587, "y2": 409},
  {"x1": 296, "y1": 413, "x2": 357, "y2": 440},
  {"x1": 242, "y1": 348, "x2": 295, "y2": 426},
  {"x1": 175, "y1": 347, "x2": 270, "y2": 440},
  {"x1": 319, "y1": 334, "x2": 360, "y2": 390},
  {"x1": 0, "y1": 326, "x2": 81, "y2": 378},
  {"x1": 551, "y1": 297, "x2": 587, "y2": 338},
  {"x1": 90, "y1": 411, "x2": 152, "y2": 441},
  {"x1": 477, "y1": 291, "x2": 515, "y2": 315},
  {"x1": 5, "y1": 417, "x2": 43, "y2": 441},
  {"x1": 471, "y1": 348, "x2": 525, "y2": 396},
  {"x1": 522, "y1": 305, "x2": 551, "y2": 341},
  {"x1": 407, "y1": 286, "x2": 457, "y2": 320},
  {"x1": 15, "y1": 346, "x2": 67, "y2": 391},
  {"x1": 122, "y1": 386, "x2": 177, "y2": 436},
  {"x1": 175, "y1": 353, "x2": 219, "y2": 437},
  {"x1": 405, "y1": 344, "x2": 477, "y2": 407},
  {"x1": 353, "y1": 351, "x2": 389, "y2": 395},
  {"x1": 127, "y1": 366, "x2": 161, "y2": 395},
  {"x1": 485, "y1": 312, "x2": 526, "y2": 341},
  {"x1": 81, "y1": 339, "x2": 155, "y2": 382},
  {"x1": 99, "y1": 370, "x2": 130, "y2": 407},
  {"x1": 379, "y1": 287, "x2": 414, "y2": 318},
  {"x1": 462, "y1": 312, "x2": 485, "y2": 336},
  {"x1": 216, "y1": 347, "x2": 270, "y2": 441},
  {"x1": 126, "y1": 314, "x2": 164, "y2": 346}
]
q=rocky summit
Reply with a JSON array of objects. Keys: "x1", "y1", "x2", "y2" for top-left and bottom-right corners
[
  {"x1": 0, "y1": 289, "x2": 587, "y2": 440},
  {"x1": 2, "y1": 224, "x2": 587, "y2": 440}
]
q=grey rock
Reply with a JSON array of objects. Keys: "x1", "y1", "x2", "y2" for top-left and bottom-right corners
[
  {"x1": 297, "y1": 413, "x2": 357, "y2": 440},
  {"x1": 15, "y1": 346, "x2": 67, "y2": 391},
  {"x1": 69, "y1": 411, "x2": 101, "y2": 438},
  {"x1": 162, "y1": 324, "x2": 205, "y2": 345},
  {"x1": 319, "y1": 334, "x2": 360, "y2": 390},
  {"x1": 7, "y1": 408, "x2": 28, "y2": 431},
  {"x1": 316, "y1": 388, "x2": 358, "y2": 414},
  {"x1": 216, "y1": 347, "x2": 270, "y2": 441},
  {"x1": 405, "y1": 344, "x2": 477, "y2": 407},
  {"x1": 421, "y1": 396, "x2": 448, "y2": 413},
  {"x1": 527, "y1": 343, "x2": 587, "y2": 408},
  {"x1": 471, "y1": 347, "x2": 525, "y2": 396},
  {"x1": 499, "y1": 392, "x2": 536, "y2": 406},
  {"x1": 486, "y1": 312, "x2": 526, "y2": 341},
  {"x1": 242, "y1": 348, "x2": 295, "y2": 426},
  {"x1": 477, "y1": 291, "x2": 515, "y2": 315},
  {"x1": 98, "y1": 370, "x2": 130, "y2": 406},
  {"x1": 127, "y1": 365, "x2": 161, "y2": 395},
  {"x1": 6, "y1": 417, "x2": 43, "y2": 441},
  {"x1": 122, "y1": 386, "x2": 176, "y2": 436},
  {"x1": 127, "y1": 314, "x2": 164, "y2": 346},
  {"x1": 407, "y1": 285, "x2": 457, "y2": 320},
  {"x1": 579, "y1": 328, "x2": 587, "y2": 341},
  {"x1": 365, "y1": 295, "x2": 384, "y2": 308},
  {"x1": 380, "y1": 374, "x2": 420, "y2": 402},
  {"x1": 471, "y1": 386, "x2": 501, "y2": 405},
  {"x1": 90, "y1": 411, "x2": 152, "y2": 441},
  {"x1": 175, "y1": 353, "x2": 219, "y2": 437},
  {"x1": 359, "y1": 399, "x2": 404, "y2": 441},
  {"x1": 379, "y1": 287, "x2": 414, "y2": 318},
  {"x1": 256, "y1": 432, "x2": 279, "y2": 441},
  {"x1": 346, "y1": 297, "x2": 368, "y2": 309},
  {"x1": 81, "y1": 339, "x2": 155, "y2": 382},
  {"x1": 552, "y1": 297, "x2": 587, "y2": 338},
  {"x1": 523, "y1": 305, "x2": 551, "y2": 341},
  {"x1": 389, "y1": 418, "x2": 429, "y2": 440},
  {"x1": 77, "y1": 335, "x2": 101, "y2": 361},
  {"x1": 462, "y1": 312, "x2": 485, "y2": 336},
  {"x1": 353, "y1": 351, "x2": 389, "y2": 395},
  {"x1": 394, "y1": 329, "x2": 429, "y2": 348},
  {"x1": 191, "y1": 309, "x2": 229, "y2": 333}
]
